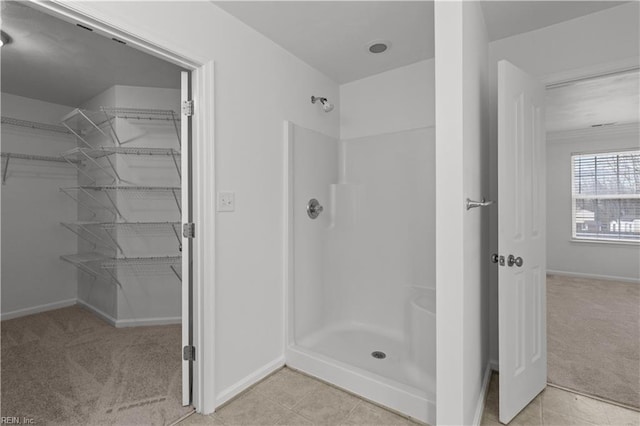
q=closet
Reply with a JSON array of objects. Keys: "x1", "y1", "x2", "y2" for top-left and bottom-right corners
[
  {"x1": 2, "y1": 87, "x2": 183, "y2": 325},
  {"x1": 0, "y1": 6, "x2": 189, "y2": 416}
]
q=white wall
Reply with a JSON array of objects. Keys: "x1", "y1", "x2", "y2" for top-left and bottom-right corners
[
  {"x1": 435, "y1": 2, "x2": 491, "y2": 424},
  {"x1": 59, "y1": 1, "x2": 340, "y2": 407},
  {"x1": 340, "y1": 59, "x2": 434, "y2": 140},
  {"x1": 488, "y1": 2, "x2": 640, "y2": 364},
  {"x1": 547, "y1": 126, "x2": 640, "y2": 282},
  {"x1": 1, "y1": 93, "x2": 78, "y2": 318}
]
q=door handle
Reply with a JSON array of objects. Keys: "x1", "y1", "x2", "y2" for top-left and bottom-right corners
[{"x1": 507, "y1": 255, "x2": 523, "y2": 267}]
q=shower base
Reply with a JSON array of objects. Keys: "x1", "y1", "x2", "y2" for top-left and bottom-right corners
[{"x1": 287, "y1": 322, "x2": 435, "y2": 424}]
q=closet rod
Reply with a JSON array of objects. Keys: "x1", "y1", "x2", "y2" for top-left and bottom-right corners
[{"x1": 1, "y1": 116, "x2": 72, "y2": 134}]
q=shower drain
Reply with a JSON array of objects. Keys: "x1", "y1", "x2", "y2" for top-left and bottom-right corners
[{"x1": 371, "y1": 351, "x2": 386, "y2": 359}]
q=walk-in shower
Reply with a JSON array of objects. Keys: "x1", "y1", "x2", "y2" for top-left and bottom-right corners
[{"x1": 285, "y1": 121, "x2": 436, "y2": 424}]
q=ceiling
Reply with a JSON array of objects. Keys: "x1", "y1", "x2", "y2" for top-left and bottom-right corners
[
  {"x1": 0, "y1": 1, "x2": 183, "y2": 107},
  {"x1": 546, "y1": 70, "x2": 639, "y2": 133},
  {"x1": 215, "y1": 1, "x2": 433, "y2": 84},
  {"x1": 480, "y1": 1, "x2": 627, "y2": 42},
  {"x1": 214, "y1": 1, "x2": 626, "y2": 84}
]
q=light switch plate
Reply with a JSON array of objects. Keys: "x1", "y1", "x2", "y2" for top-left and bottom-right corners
[{"x1": 217, "y1": 191, "x2": 235, "y2": 212}]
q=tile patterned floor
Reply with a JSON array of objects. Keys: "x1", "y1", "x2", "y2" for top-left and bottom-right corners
[
  {"x1": 482, "y1": 373, "x2": 640, "y2": 426},
  {"x1": 177, "y1": 367, "x2": 421, "y2": 425},
  {"x1": 177, "y1": 367, "x2": 640, "y2": 426}
]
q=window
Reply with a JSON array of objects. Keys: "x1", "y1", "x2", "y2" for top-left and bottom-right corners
[{"x1": 572, "y1": 150, "x2": 640, "y2": 242}]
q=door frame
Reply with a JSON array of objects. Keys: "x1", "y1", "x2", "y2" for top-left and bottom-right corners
[{"x1": 27, "y1": 0, "x2": 217, "y2": 414}]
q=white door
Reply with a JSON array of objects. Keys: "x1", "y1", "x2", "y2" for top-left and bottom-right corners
[
  {"x1": 181, "y1": 71, "x2": 192, "y2": 407},
  {"x1": 498, "y1": 60, "x2": 547, "y2": 424}
]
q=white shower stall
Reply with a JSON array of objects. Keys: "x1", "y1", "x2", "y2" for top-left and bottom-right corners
[{"x1": 285, "y1": 111, "x2": 436, "y2": 423}]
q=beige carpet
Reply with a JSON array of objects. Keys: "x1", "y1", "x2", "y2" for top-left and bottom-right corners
[
  {"x1": 547, "y1": 274, "x2": 640, "y2": 409},
  {"x1": 1, "y1": 305, "x2": 192, "y2": 425}
]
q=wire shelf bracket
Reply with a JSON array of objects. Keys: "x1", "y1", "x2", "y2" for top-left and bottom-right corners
[
  {"x1": 60, "y1": 222, "x2": 124, "y2": 255},
  {"x1": 60, "y1": 252, "x2": 122, "y2": 287},
  {"x1": 60, "y1": 109, "x2": 116, "y2": 148}
]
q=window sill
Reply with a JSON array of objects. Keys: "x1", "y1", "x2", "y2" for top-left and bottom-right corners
[{"x1": 570, "y1": 238, "x2": 640, "y2": 247}]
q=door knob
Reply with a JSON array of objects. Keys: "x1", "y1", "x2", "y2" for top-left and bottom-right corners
[
  {"x1": 507, "y1": 255, "x2": 523, "y2": 267},
  {"x1": 307, "y1": 198, "x2": 323, "y2": 219}
]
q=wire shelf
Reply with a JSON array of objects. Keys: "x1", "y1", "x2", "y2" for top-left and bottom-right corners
[
  {"x1": 60, "y1": 186, "x2": 182, "y2": 220},
  {"x1": 61, "y1": 146, "x2": 181, "y2": 184},
  {"x1": 1, "y1": 152, "x2": 77, "y2": 163},
  {"x1": 101, "y1": 256, "x2": 181, "y2": 268},
  {"x1": 61, "y1": 252, "x2": 181, "y2": 284},
  {"x1": 61, "y1": 221, "x2": 181, "y2": 253},
  {"x1": 63, "y1": 146, "x2": 181, "y2": 159},
  {"x1": 81, "y1": 185, "x2": 181, "y2": 192},
  {"x1": 1, "y1": 116, "x2": 71, "y2": 134},
  {"x1": 100, "y1": 107, "x2": 179, "y2": 122},
  {"x1": 99, "y1": 107, "x2": 180, "y2": 148},
  {"x1": 101, "y1": 255, "x2": 182, "y2": 282},
  {"x1": 2, "y1": 152, "x2": 80, "y2": 185}
]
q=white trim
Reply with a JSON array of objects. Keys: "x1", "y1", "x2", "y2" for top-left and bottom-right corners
[
  {"x1": 542, "y1": 56, "x2": 640, "y2": 86},
  {"x1": 547, "y1": 122, "x2": 639, "y2": 144},
  {"x1": 489, "y1": 359, "x2": 499, "y2": 372},
  {"x1": 76, "y1": 299, "x2": 117, "y2": 326},
  {"x1": 569, "y1": 238, "x2": 640, "y2": 247},
  {"x1": 547, "y1": 270, "x2": 640, "y2": 284},
  {"x1": 30, "y1": 1, "x2": 204, "y2": 69},
  {"x1": 192, "y1": 61, "x2": 217, "y2": 414},
  {"x1": 215, "y1": 357, "x2": 285, "y2": 407},
  {"x1": 283, "y1": 121, "x2": 295, "y2": 351},
  {"x1": 472, "y1": 363, "x2": 495, "y2": 426},
  {"x1": 116, "y1": 316, "x2": 181, "y2": 328},
  {"x1": 1, "y1": 298, "x2": 77, "y2": 321}
]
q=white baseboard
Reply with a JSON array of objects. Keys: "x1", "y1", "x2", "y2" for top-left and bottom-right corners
[
  {"x1": 473, "y1": 362, "x2": 495, "y2": 426},
  {"x1": 115, "y1": 316, "x2": 181, "y2": 328},
  {"x1": 76, "y1": 299, "x2": 117, "y2": 326},
  {"x1": 488, "y1": 359, "x2": 499, "y2": 372},
  {"x1": 1, "y1": 298, "x2": 77, "y2": 321},
  {"x1": 215, "y1": 356, "x2": 285, "y2": 408},
  {"x1": 76, "y1": 300, "x2": 180, "y2": 328},
  {"x1": 547, "y1": 270, "x2": 640, "y2": 284}
]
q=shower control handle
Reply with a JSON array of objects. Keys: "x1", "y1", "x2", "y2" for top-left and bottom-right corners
[{"x1": 307, "y1": 198, "x2": 323, "y2": 219}]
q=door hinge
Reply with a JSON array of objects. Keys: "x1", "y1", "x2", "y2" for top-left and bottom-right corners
[
  {"x1": 183, "y1": 223, "x2": 195, "y2": 238},
  {"x1": 182, "y1": 100, "x2": 194, "y2": 116},
  {"x1": 183, "y1": 345, "x2": 195, "y2": 361}
]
